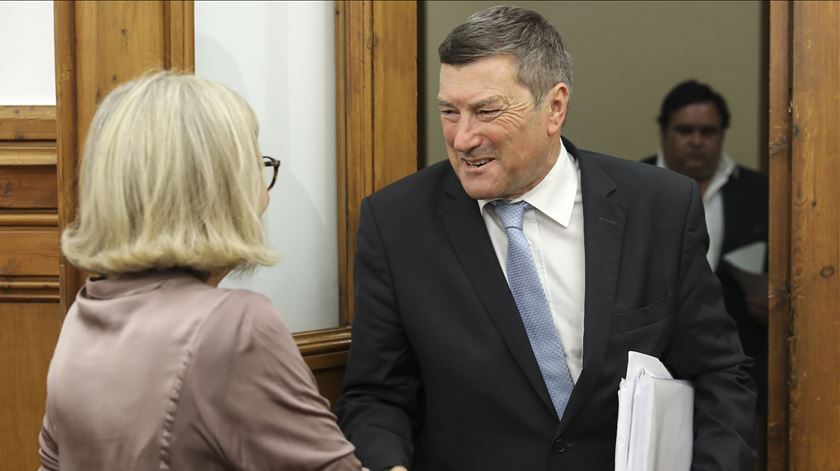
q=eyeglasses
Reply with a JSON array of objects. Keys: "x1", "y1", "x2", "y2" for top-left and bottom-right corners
[{"x1": 263, "y1": 156, "x2": 281, "y2": 190}]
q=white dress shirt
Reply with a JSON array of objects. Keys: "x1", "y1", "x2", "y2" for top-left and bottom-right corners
[
  {"x1": 478, "y1": 141, "x2": 585, "y2": 383},
  {"x1": 656, "y1": 150, "x2": 736, "y2": 271}
]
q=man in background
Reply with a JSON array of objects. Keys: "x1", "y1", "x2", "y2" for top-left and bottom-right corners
[
  {"x1": 337, "y1": 7, "x2": 756, "y2": 471},
  {"x1": 644, "y1": 80, "x2": 769, "y2": 467}
]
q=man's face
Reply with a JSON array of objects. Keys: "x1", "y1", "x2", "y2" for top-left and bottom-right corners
[
  {"x1": 437, "y1": 55, "x2": 566, "y2": 200},
  {"x1": 660, "y1": 102, "x2": 725, "y2": 183}
]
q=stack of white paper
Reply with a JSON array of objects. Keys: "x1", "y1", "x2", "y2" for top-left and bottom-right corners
[{"x1": 615, "y1": 351, "x2": 694, "y2": 471}]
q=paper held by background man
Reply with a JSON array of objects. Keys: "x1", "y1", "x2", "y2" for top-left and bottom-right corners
[
  {"x1": 721, "y1": 241, "x2": 768, "y2": 299},
  {"x1": 615, "y1": 352, "x2": 694, "y2": 471}
]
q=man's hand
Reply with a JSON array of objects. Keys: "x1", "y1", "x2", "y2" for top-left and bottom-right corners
[{"x1": 389, "y1": 467, "x2": 408, "y2": 471}]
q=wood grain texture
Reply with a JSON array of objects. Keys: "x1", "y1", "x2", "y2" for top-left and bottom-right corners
[
  {"x1": 0, "y1": 229, "x2": 59, "y2": 277},
  {"x1": 308, "y1": 352, "x2": 351, "y2": 406},
  {"x1": 0, "y1": 277, "x2": 60, "y2": 302},
  {"x1": 337, "y1": 0, "x2": 375, "y2": 325},
  {"x1": 372, "y1": 1, "x2": 418, "y2": 190},
  {"x1": 789, "y1": 2, "x2": 840, "y2": 468},
  {"x1": 0, "y1": 213, "x2": 57, "y2": 227},
  {"x1": 334, "y1": 0, "x2": 418, "y2": 326},
  {"x1": 0, "y1": 141, "x2": 57, "y2": 166},
  {"x1": 0, "y1": 303, "x2": 62, "y2": 471},
  {"x1": 0, "y1": 165, "x2": 58, "y2": 209},
  {"x1": 0, "y1": 106, "x2": 56, "y2": 141},
  {"x1": 54, "y1": 0, "x2": 81, "y2": 315},
  {"x1": 767, "y1": 2, "x2": 791, "y2": 470}
]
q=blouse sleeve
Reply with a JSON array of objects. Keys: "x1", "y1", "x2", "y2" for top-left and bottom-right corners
[{"x1": 187, "y1": 290, "x2": 366, "y2": 471}]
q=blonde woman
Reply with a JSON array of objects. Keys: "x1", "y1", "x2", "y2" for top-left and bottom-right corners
[{"x1": 38, "y1": 72, "x2": 365, "y2": 471}]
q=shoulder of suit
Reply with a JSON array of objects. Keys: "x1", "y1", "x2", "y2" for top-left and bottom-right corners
[{"x1": 367, "y1": 159, "x2": 453, "y2": 204}]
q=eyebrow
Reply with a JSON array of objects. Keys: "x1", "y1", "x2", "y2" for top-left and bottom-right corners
[{"x1": 436, "y1": 97, "x2": 502, "y2": 109}]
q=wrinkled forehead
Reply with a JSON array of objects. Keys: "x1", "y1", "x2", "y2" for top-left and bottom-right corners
[{"x1": 437, "y1": 56, "x2": 528, "y2": 107}]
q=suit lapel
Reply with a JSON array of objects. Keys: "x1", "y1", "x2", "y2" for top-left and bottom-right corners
[
  {"x1": 438, "y1": 171, "x2": 558, "y2": 419},
  {"x1": 558, "y1": 140, "x2": 627, "y2": 431}
]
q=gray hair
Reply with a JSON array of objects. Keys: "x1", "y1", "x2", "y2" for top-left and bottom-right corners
[{"x1": 438, "y1": 5, "x2": 573, "y2": 106}]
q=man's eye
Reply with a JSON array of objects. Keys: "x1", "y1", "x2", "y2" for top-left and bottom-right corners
[
  {"x1": 440, "y1": 109, "x2": 459, "y2": 118},
  {"x1": 478, "y1": 109, "x2": 500, "y2": 117}
]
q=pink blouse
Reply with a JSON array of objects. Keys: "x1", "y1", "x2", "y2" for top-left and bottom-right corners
[{"x1": 39, "y1": 271, "x2": 365, "y2": 471}]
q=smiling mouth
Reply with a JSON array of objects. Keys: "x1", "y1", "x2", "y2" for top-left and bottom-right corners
[{"x1": 465, "y1": 158, "x2": 492, "y2": 168}]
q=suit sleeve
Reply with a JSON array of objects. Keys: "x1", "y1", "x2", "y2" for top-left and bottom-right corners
[
  {"x1": 335, "y1": 198, "x2": 422, "y2": 471},
  {"x1": 666, "y1": 183, "x2": 757, "y2": 471}
]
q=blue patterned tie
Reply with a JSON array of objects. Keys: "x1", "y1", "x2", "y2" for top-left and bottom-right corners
[{"x1": 492, "y1": 200, "x2": 574, "y2": 418}]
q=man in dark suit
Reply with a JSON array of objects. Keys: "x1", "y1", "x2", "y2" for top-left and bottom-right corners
[
  {"x1": 336, "y1": 6, "x2": 756, "y2": 471},
  {"x1": 643, "y1": 80, "x2": 769, "y2": 467}
]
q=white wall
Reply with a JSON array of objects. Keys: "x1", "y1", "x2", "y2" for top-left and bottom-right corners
[
  {"x1": 0, "y1": 1, "x2": 55, "y2": 105},
  {"x1": 195, "y1": 1, "x2": 339, "y2": 333}
]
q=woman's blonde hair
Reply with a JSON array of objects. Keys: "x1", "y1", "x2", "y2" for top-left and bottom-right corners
[{"x1": 62, "y1": 71, "x2": 276, "y2": 276}]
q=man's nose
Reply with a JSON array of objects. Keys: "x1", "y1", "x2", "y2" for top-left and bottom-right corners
[
  {"x1": 689, "y1": 130, "x2": 704, "y2": 146},
  {"x1": 452, "y1": 117, "x2": 481, "y2": 153}
]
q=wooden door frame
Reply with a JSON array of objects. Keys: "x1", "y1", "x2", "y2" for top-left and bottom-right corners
[{"x1": 767, "y1": 2, "x2": 791, "y2": 470}]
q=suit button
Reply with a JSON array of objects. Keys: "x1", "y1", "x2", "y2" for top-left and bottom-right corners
[{"x1": 552, "y1": 438, "x2": 567, "y2": 454}]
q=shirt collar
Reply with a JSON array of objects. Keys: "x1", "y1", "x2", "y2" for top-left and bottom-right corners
[
  {"x1": 655, "y1": 149, "x2": 737, "y2": 201},
  {"x1": 479, "y1": 140, "x2": 578, "y2": 227}
]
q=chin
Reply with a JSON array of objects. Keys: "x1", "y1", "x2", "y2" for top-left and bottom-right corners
[{"x1": 461, "y1": 184, "x2": 499, "y2": 201}]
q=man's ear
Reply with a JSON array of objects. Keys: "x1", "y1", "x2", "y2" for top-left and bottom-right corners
[{"x1": 546, "y1": 82, "x2": 569, "y2": 136}]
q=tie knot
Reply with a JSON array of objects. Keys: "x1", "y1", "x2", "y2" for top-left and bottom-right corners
[{"x1": 492, "y1": 200, "x2": 531, "y2": 230}]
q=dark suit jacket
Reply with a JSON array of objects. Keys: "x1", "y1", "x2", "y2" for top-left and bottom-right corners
[
  {"x1": 643, "y1": 155, "x2": 769, "y2": 414},
  {"x1": 336, "y1": 141, "x2": 756, "y2": 471}
]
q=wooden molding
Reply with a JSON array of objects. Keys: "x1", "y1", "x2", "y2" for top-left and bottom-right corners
[
  {"x1": 0, "y1": 213, "x2": 58, "y2": 226},
  {"x1": 0, "y1": 142, "x2": 57, "y2": 166},
  {"x1": 54, "y1": 0, "x2": 80, "y2": 315},
  {"x1": 0, "y1": 277, "x2": 60, "y2": 302},
  {"x1": 787, "y1": 2, "x2": 840, "y2": 468},
  {"x1": 335, "y1": 0, "x2": 418, "y2": 326},
  {"x1": 0, "y1": 106, "x2": 56, "y2": 141},
  {"x1": 767, "y1": 2, "x2": 791, "y2": 470},
  {"x1": 164, "y1": 1, "x2": 195, "y2": 72},
  {"x1": 295, "y1": 326, "x2": 352, "y2": 357}
]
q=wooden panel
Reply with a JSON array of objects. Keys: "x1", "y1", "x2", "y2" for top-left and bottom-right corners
[
  {"x1": 373, "y1": 1, "x2": 418, "y2": 190},
  {"x1": 789, "y1": 2, "x2": 840, "y2": 469},
  {"x1": 0, "y1": 229, "x2": 59, "y2": 277},
  {"x1": 767, "y1": 2, "x2": 791, "y2": 470},
  {"x1": 308, "y1": 351, "x2": 350, "y2": 406},
  {"x1": 335, "y1": 0, "x2": 418, "y2": 325},
  {"x1": 0, "y1": 166, "x2": 57, "y2": 209},
  {"x1": 337, "y1": 0, "x2": 375, "y2": 324},
  {"x1": 55, "y1": 0, "x2": 81, "y2": 315},
  {"x1": 0, "y1": 106, "x2": 56, "y2": 141},
  {"x1": 0, "y1": 303, "x2": 63, "y2": 471}
]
